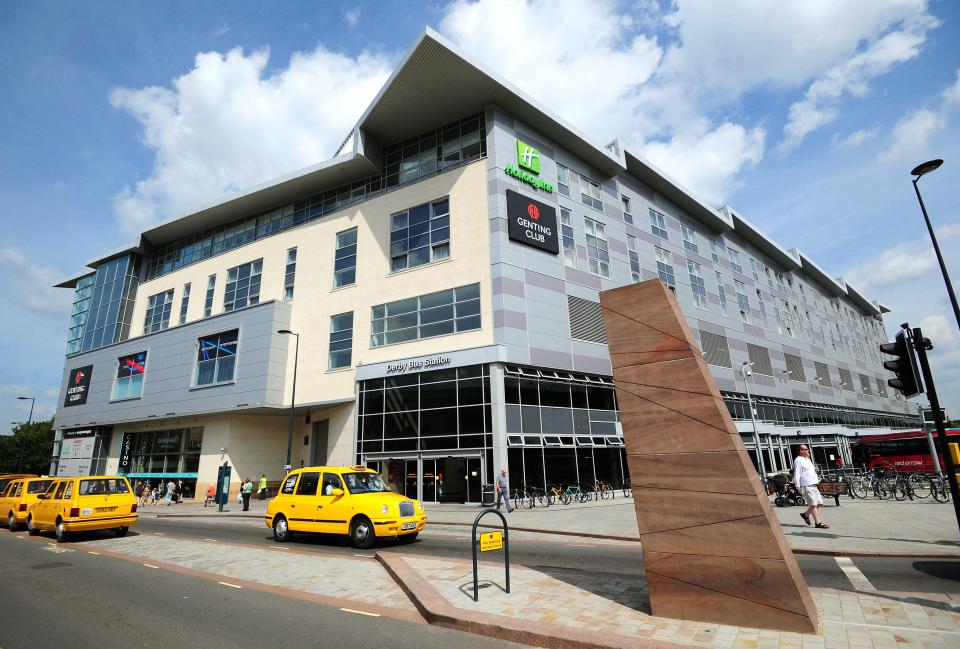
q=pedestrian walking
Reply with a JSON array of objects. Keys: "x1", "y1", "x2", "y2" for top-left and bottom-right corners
[
  {"x1": 134, "y1": 480, "x2": 143, "y2": 502},
  {"x1": 794, "y1": 444, "x2": 829, "y2": 529},
  {"x1": 495, "y1": 467, "x2": 514, "y2": 513},
  {"x1": 140, "y1": 481, "x2": 151, "y2": 507},
  {"x1": 165, "y1": 480, "x2": 176, "y2": 506},
  {"x1": 241, "y1": 476, "x2": 253, "y2": 511},
  {"x1": 258, "y1": 473, "x2": 268, "y2": 500}
]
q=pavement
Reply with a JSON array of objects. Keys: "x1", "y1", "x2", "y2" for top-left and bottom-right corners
[{"x1": 150, "y1": 493, "x2": 960, "y2": 557}]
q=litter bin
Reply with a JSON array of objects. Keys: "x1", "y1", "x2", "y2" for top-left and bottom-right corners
[{"x1": 481, "y1": 483, "x2": 495, "y2": 506}]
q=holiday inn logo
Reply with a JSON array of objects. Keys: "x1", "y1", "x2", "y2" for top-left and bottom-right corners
[{"x1": 516, "y1": 139, "x2": 541, "y2": 174}]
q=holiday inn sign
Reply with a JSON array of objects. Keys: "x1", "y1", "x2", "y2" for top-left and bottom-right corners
[{"x1": 505, "y1": 138, "x2": 553, "y2": 193}]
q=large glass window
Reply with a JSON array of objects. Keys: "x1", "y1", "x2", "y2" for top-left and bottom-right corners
[
  {"x1": 69, "y1": 254, "x2": 140, "y2": 354},
  {"x1": 333, "y1": 228, "x2": 357, "y2": 287},
  {"x1": 328, "y1": 312, "x2": 353, "y2": 370},
  {"x1": 112, "y1": 351, "x2": 147, "y2": 400},
  {"x1": 626, "y1": 235, "x2": 641, "y2": 282},
  {"x1": 584, "y1": 217, "x2": 609, "y2": 277},
  {"x1": 196, "y1": 329, "x2": 238, "y2": 385},
  {"x1": 119, "y1": 427, "x2": 203, "y2": 475},
  {"x1": 284, "y1": 248, "x2": 297, "y2": 299},
  {"x1": 560, "y1": 208, "x2": 576, "y2": 268},
  {"x1": 649, "y1": 209, "x2": 668, "y2": 239},
  {"x1": 580, "y1": 175, "x2": 603, "y2": 210},
  {"x1": 143, "y1": 290, "x2": 174, "y2": 334},
  {"x1": 371, "y1": 284, "x2": 480, "y2": 347},
  {"x1": 655, "y1": 247, "x2": 675, "y2": 288},
  {"x1": 390, "y1": 198, "x2": 450, "y2": 272},
  {"x1": 224, "y1": 259, "x2": 262, "y2": 311}
]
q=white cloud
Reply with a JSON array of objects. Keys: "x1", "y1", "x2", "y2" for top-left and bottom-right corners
[
  {"x1": 110, "y1": 45, "x2": 395, "y2": 235},
  {"x1": 879, "y1": 108, "x2": 945, "y2": 162},
  {"x1": 779, "y1": 10, "x2": 936, "y2": 152},
  {"x1": 0, "y1": 248, "x2": 72, "y2": 318},
  {"x1": 921, "y1": 314, "x2": 956, "y2": 345},
  {"x1": 831, "y1": 124, "x2": 879, "y2": 149},
  {"x1": 344, "y1": 7, "x2": 361, "y2": 27},
  {"x1": 943, "y1": 69, "x2": 960, "y2": 105}
]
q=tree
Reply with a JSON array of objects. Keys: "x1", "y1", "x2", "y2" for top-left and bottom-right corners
[{"x1": 0, "y1": 419, "x2": 54, "y2": 475}]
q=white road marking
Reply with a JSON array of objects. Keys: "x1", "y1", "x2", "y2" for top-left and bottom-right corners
[
  {"x1": 353, "y1": 553, "x2": 373, "y2": 558},
  {"x1": 571, "y1": 544, "x2": 595, "y2": 548},
  {"x1": 87, "y1": 551, "x2": 100, "y2": 555},
  {"x1": 142, "y1": 563, "x2": 160, "y2": 569},
  {"x1": 340, "y1": 608, "x2": 380, "y2": 617},
  {"x1": 153, "y1": 532, "x2": 165, "y2": 536},
  {"x1": 218, "y1": 581, "x2": 243, "y2": 589},
  {"x1": 203, "y1": 538, "x2": 218, "y2": 542},
  {"x1": 835, "y1": 557, "x2": 877, "y2": 592}
]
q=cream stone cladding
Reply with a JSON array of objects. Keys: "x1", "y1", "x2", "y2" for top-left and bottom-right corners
[{"x1": 130, "y1": 159, "x2": 493, "y2": 410}]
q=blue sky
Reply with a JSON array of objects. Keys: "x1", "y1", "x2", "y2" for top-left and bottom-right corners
[{"x1": 1, "y1": 0, "x2": 959, "y2": 430}]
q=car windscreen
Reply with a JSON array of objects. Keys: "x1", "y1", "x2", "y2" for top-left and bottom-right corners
[
  {"x1": 78, "y1": 478, "x2": 131, "y2": 496},
  {"x1": 27, "y1": 480, "x2": 54, "y2": 495},
  {"x1": 342, "y1": 472, "x2": 391, "y2": 494}
]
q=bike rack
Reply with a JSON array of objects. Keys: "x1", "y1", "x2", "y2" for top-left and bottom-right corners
[{"x1": 471, "y1": 507, "x2": 510, "y2": 602}]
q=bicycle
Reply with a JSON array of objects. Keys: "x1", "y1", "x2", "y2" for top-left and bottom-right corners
[
  {"x1": 892, "y1": 473, "x2": 915, "y2": 501},
  {"x1": 594, "y1": 480, "x2": 615, "y2": 500},
  {"x1": 562, "y1": 483, "x2": 589, "y2": 504},
  {"x1": 932, "y1": 473, "x2": 952, "y2": 503},
  {"x1": 907, "y1": 471, "x2": 933, "y2": 499},
  {"x1": 547, "y1": 484, "x2": 563, "y2": 505},
  {"x1": 512, "y1": 486, "x2": 531, "y2": 510},
  {"x1": 622, "y1": 478, "x2": 633, "y2": 498}
]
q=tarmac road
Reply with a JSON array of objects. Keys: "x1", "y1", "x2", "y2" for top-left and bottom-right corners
[{"x1": 130, "y1": 515, "x2": 960, "y2": 595}]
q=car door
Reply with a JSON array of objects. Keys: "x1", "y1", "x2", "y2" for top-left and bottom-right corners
[
  {"x1": 316, "y1": 472, "x2": 348, "y2": 534},
  {"x1": 0, "y1": 480, "x2": 20, "y2": 516},
  {"x1": 290, "y1": 472, "x2": 321, "y2": 533},
  {"x1": 36, "y1": 480, "x2": 67, "y2": 529}
]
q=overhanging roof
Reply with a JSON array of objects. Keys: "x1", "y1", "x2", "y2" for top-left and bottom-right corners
[
  {"x1": 725, "y1": 207, "x2": 799, "y2": 270},
  {"x1": 796, "y1": 250, "x2": 847, "y2": 297},
  {"x1": 349, "y1": 27, "x2": 625, "y2": 178},
  {"x1": 624, "y1": 149, "x2": 732, "y2": 234},
  {"x1": 844, "y1": 282, "x2": 881, "y2": 316}
]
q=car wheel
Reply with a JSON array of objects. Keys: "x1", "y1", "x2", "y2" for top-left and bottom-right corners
[
  {"x1": 8, "y1": 512, "x2": 17, "y2": 531},
  {"x1": 272, "y1": 515, "x2": 292, "y2": 542},
  {"x1": 27, "y1": 516, "x2": 38, "y2": 536},
  {"x1": 350, "y1": 516, "x2": 375, "y2": 549},
  {"x1": 55, "y1": 518, "x2": 68, "y2": 543},
  {"x1": 115, "y1": 526, "x2": 129, "y2": 537},
  {"x1": 398, "y1": 532, "x2": 419, "y2": 544}
]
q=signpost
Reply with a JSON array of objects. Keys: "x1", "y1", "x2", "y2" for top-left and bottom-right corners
[
  {"x1": 216, "y1": 462, "x2": 232, "y2": 513},
  {"x1": 471, "y1": 508, "x2": 510, "y2": 602}
]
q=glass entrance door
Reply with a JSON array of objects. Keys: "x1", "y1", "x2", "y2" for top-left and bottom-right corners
[{"x1": 421, "y1": 456, "x2": 482, "y2": 503}]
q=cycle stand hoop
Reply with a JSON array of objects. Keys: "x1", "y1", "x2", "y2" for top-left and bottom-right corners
[{"x1": 471, "y1": 507, "x2": 510, "y2": 602}]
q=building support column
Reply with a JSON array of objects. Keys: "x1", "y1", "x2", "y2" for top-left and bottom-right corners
[{"x1": 489, "y1": 363, "x2": 510, "y2": 491}]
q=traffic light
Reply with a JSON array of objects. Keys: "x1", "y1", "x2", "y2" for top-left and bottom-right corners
[{"x1": 879, "y1": 330, "x2": 923, "y2": 397}]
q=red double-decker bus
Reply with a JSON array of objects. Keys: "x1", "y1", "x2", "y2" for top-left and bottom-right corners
[{"x1": 851, "y1": 429, "x2": 960, "y2": 471}]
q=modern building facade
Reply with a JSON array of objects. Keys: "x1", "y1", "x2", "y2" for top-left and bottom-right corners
[{"x1": 50, "y1": 29, "x2": 918, "y2": 500}]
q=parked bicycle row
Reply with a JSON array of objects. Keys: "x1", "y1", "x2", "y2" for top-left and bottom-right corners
[
  {"x1": 511, "y1": 480, "x2": 632, "y2": 509},
  {"x1": 770, "y1": 466, "x2": 952, "y2": 505}
]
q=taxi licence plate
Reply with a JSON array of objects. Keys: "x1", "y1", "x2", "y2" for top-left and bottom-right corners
[
  {"x1": 401, "y1": 522, "x2": 417, "y2": 530},
  {"x1": 95, "y1": 506, "x2": 117, "y2": 513}
]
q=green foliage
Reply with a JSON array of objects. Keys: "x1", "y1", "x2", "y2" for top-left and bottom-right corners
[{"x1": 0, "y1": 419, "x2": 54, "y2": 475}]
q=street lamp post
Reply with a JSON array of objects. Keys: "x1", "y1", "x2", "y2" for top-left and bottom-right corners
[
  {"x1": 277, "y1": 330, "x2": 300, "y2": 473},
  {"x1": 16, "y1": 396, "x2": 35, "y2": 473},
  {"x1": 740, "y1": 362, "x2": 767, "y2": 484},
  {"x1": 911, "y1": 160, "x2": 960, "y2": 334}
]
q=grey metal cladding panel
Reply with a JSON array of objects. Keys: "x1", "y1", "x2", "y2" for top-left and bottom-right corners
[
  {"x1": 530, "y1": 347, "x2": 573, "y2": 370},
  {"x1": 524, "y1": 269, "x2": 566, "y2": 293},
  {"x1": 573, "y1": 353, "x2": 612, "y2": 375},
  {"x1": 492, "y1": 276, "x2": 526, "y2": 298},
  {"x1": 697, "y1": 319, "x2": 727, "y2": 337},
  {"x1": 489, "y1": 217, "x2": 508, "y2": 234},
  {"x1": 564, "y1": 266, "x2": 602, "y2": 289},
  {"x1": 494, "y1": 309, "x2": 527, "y2": 330},
  {"x1": 714, "y1": 377, "x2": 738, "y2": 392},
  {"x1": 54, "y1": 301, "x2": 290, "y2": 429},
  {"x1": 608, "y1": 237, "x2": 627, "y2": 255}
]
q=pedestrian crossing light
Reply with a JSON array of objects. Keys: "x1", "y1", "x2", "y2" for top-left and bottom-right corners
[{"x1": 879, "y1": 329, "x2": 923, "y2": 398}]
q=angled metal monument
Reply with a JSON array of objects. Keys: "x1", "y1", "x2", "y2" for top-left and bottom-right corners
[{"x1": 600, "y1": 280, "x2": 819, "y2": 634}]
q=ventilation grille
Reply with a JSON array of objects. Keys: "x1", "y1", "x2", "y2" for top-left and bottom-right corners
[
  {"x1": 747, "y1": 343, "x2": 773, "y2": 376},
  {"x1": 875, "y1": 377, "x2": 887, "y2": 397},
  {"x1": 859, "y1": 373, "x2": 872, "y2": 394},
  {"x1": 568, "y1": 296, "x2": 607, "y2": 344},
  {"x1": 784, "y1": 353, "x2": 806, "y2": 382},
  {"x1": 839, "y1": 368, "x2": 854, "y2": 391},
  {"x1": 815, "y1": 361, "x2": 831, "y2": 387},
  {"x1": 699, "y1": 330, "x2": 731, "y2": 368}
]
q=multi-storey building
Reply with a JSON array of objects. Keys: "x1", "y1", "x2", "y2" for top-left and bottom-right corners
[{"x1": 50, "y1": 30, "x2": 917, "y2": 500}]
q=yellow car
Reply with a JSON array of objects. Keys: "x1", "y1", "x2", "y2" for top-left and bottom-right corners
[
  {"x1": 1, "y1": 477, "x2": 55, "y2": 530},
  {"x1": 28, "y1": 475, "x2": 138, "y2": 542},
  {"x1": 0, "y1": 473, "x2": 37, "y2": 495},
  {"x1": 265, "y1": 466, "x2": 426, "y2": 549}
]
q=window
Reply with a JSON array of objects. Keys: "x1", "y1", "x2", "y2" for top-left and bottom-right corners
[
  {"x1": 689, "y1": 261, "x2": 707, "y2": 308},
  {"x1": 584, "y1": 217, "x2": 609, "y2": 277},
  {"x1": 756, "y1": 289, "x2": 768, "y2": 326},
  {"x1": 390, "y1": 198, "x2": 450, "y2": 272},
  {"x1": 296, "y1": 472, "x2": 320, "y2": 496},
  {"x1": 334, "y1": 228, "x2": 358, "y2": 287},
  {"x1": 224, "y1": 259, "x2": 262, "y2": 311},
  {"x1": 203, "y1": 274, "x2": 216, "y2": 318},
  {"x1": 649, "y1": 209, "x2": 668, "y2": 239},
  {"x1": 557, "y1": 163, "x2": 570, "y2": 196},
  {"x1": 580, "y1": 175, "x2": 603, "y2": 210},
  {"x1": 727, "y1": 247, "x2": 743, "y2": 274},
  {"x1": 371, "y1": 283, "x2": 480, "y2": 347},
  {"x1": 715, "y1": 271, "x2": 728, "y2": 315},
  {"x1": 627, "y1": 235, "x2": 641, "y2": 282},
  {"x1": 143, "y1": 290, "x2": 174, "y2": 334},
  {"x1": 734, "y1": 279, "x2": 750, "y2": 323},
  {"x1": 284, "y1": 248, "x2": 297, "y2": 299},
  {"x1": 681, "y1": 225, "x2": 698, "y2": 253},
  {"x1": 328, "y1": 312, "x2": 353, "y2": 370},
  {"x1": 655, "y1": 247, "x2": 675, "y2": 288},
  {"x1": 710, "y1": 238, "x2": 722, "y2": 263},
  {"x1": 774, "y1": 271, "x2": 785, "y2": 292},
  {"x1": 178, "y1": 283, "x2": 190, "y2": 325},
  {"x1": 621, "y1": 195, "x2": 632, "y2": 224},
  {"x1": 112, "y1": 351, "x2": 147, "y2": 400},
  {"x1": 749, "y1": 258, "x2": 760, "y2": 281},
  {"x1": 196, "y1": 329, "x2": 238, "y2": 386},
  {"x1": 560, "y1": 208, "x2": 576, "y2": 268}
]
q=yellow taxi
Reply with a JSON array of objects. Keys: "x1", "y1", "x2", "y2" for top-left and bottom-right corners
[
  {"x1": 265, "y1": 466, "x2": 426, "y2": 548},
  {"x1": 1, "y1": 477, "x2": 55, "y2": 530},
  {"x1": 28, "y1": 475, "x2": 138, "y2": 542},
  {"x1": 0, "y1": 473, "x2": 37, "y2": 495}
]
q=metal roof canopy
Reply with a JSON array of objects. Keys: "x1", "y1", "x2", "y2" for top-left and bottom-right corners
[
  {"x1": 844, "y1": 282, "x2": 881, "y2": 316},
  {"x1": 795, "y1": 250, "x2": 847, "y2": 297},
  {"x1": 725, "y1": 207, "x2": 799, "y2": 271}
]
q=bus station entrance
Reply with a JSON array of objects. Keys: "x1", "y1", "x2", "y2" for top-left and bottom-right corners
[{"x1": 364, "y1": 453, "x2": 484, "y2": 503}]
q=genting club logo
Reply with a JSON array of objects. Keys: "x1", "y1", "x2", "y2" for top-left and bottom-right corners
[
  {"x1": 527, "y1": 203, "x2": 540, "y2": 220},
  {"x1": 73, "y1": 370, "x2": 86, "y2": 385},
  {"x1": 64, "y1": 364, "x2": 93, "y2": 407}
]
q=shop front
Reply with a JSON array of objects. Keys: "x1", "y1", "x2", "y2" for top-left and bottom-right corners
[{"x1": 117, "y1": 427, "x2": 204, "y2": 499}]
